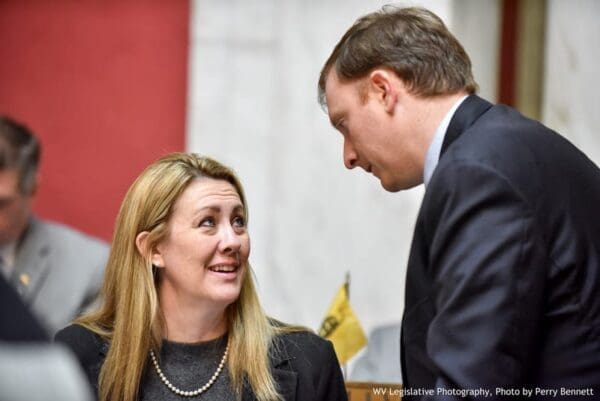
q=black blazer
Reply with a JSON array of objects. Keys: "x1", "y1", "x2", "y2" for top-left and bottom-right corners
[
  {"x1": 55, "y1": 324, "x2": 347, "y2": 401},
  {"x1": 401, "y1": 95, "x2": 600, "y2": 399}
]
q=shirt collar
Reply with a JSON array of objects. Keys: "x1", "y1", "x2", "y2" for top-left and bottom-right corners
[
  {"x1": 423, "y1": 95, "x2": 468, "y2": 187},
  {"x1": 0, "y1": 240, "x2": 18, "y2": 278}
]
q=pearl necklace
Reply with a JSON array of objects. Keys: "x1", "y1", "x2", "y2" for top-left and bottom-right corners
[{"x1": 149, "y1": 343, "x2": 229, "y2": 397}]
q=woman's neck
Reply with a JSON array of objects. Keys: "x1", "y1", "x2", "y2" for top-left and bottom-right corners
[{"x1": 159, "y1": 292, "x2": 228, "y2": 343}]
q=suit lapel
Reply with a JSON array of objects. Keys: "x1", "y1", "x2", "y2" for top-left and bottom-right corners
[
  {"x1": 270, "y1": 335, "x2": 297, "y2": 401},
  {"x1": 12, "y1": 218, "x2": 52, "y2": 305},
  {"x1": 440, "y1": 94, "x2": 493, "y2": 157},
  {"x1": 241, "y1": 370, "x2": 297, "y2": 401},
  {"x1": 271, "y1": 368, "x2": 297, "y2": 400},
  {"x1": 242, "y1": 338, "x2": 298, "y2": 401}
]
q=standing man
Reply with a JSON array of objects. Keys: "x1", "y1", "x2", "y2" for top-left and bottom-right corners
[
  {"x1": 318, "y1": 6, "x2": 600, "y2": 399},
  {"x1": 0, "y1": 116, "x2": 108, "y2": 335}
]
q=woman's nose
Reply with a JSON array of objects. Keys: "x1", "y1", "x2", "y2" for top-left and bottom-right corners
[{"x1": 219, "y1": 224, "x2": 242, "y2": 254}]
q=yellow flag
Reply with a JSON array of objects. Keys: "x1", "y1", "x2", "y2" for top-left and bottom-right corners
[{"x1": 318, "y1": 284, "x2": 367, "y2": 364}]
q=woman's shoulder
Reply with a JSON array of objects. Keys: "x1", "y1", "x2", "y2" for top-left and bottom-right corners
[
  {"x1": 276, "y1": 329, "x2": 330, "y2": 350},
  {"x1": 55, "y1": 324, "x2": 107, "y2": 366},
  {"x1": 270, "y1": 326, "x2": 347, "y2": 400},
  {"x1": 55, "y1": 324, "x2": 107, "y2": 393},
  {"x1": 272, "y1": 326, "x2": 338, "y2": 364}
]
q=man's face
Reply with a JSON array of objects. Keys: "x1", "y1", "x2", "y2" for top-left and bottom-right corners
[
  {"x1": 324, "y1": 69, "x2": 424, "y2": 192},
  {"x1": 0, "y1": 169, "x2": 32, "y2": 244}
]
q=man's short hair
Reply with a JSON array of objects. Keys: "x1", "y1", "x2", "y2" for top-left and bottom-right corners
[
  {"x1": 318, "y1": 6, "x2": 478, "y2": 108},
  {"x1": 0, "y1": 116, "x2": 41, "y2": 194}
]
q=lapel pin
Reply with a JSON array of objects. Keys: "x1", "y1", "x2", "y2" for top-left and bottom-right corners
[{"x1": 19, "y1": 273, "x2": 30, "y2": 286}]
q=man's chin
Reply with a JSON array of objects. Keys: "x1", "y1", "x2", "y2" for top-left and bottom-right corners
[{"x1": 380, "y1": 177, "x2": 420, "y2": 192}]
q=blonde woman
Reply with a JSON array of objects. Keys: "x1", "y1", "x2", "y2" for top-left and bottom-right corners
[{"x1": 56, "y1": 153, "x2": 346, "y2": 401}]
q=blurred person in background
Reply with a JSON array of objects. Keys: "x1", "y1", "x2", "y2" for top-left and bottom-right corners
[
  {"x1": 318, "y1": 5, "x2": 600, "y2": 399},
  {"x1": 56, "y1": 153, "x2": 346, "y2": 401},
  {"x1": 0, "y1": 116, "x2": 108, "y2": 335}
]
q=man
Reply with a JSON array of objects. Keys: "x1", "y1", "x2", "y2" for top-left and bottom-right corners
[
  {"x1": 318, "y1": 6, "x2": 600, "y2": 399},
  {"x1": 0, "y1": 116, "x2": 108, "y2": 335}
]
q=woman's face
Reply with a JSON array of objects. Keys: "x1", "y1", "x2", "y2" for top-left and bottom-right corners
[{"x1": 153, "y1": 178, "x2": 249, "y2": 310}]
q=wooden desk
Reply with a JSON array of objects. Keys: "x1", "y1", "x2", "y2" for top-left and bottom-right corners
[{"x1": 346, "y1": 381, "x2": 402, "y2": 401}]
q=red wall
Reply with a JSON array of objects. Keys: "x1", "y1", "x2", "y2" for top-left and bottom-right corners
[{"x1": 0, "y1": 0, "x2": 189, "y2": 241}]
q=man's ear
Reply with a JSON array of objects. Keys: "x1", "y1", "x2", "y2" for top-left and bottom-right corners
[
  {"x1": 135, "y1": 231, "x2": 164, "y2": 267},
  {"x1": 368, "y1": 69, "x2": 399, "y2": 113}
]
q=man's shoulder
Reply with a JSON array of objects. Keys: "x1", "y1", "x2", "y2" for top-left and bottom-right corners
[
  {"x1": 451, "y1": 103, "x2": 560, "y2": 162},
  {"x1": 32, "y1": 218, "x2": 108, "y2": 252},
  {"x1": 35, "y1": 218, "x2": 107, "y2": 246}
]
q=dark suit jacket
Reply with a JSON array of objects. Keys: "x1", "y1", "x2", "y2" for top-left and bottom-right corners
[
  {"x1": 0, "y1": 274, "x2": 48, "y2": 342},
  {"x1": 401, "y1": 95, "x2": 600, "y2": 400},
  {"x1": 55, "y1": 324, "x2": 347, "y2": 401}
]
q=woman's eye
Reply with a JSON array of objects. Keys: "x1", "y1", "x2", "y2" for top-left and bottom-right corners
[
  {"x1": 199, "y1": 217, "x2": 215, "y2": 227},
  {"x1": 232, "y1": 216, "x2": 246, "y2": 228}
]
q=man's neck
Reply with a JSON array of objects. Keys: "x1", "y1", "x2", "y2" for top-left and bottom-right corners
[
  {"x1": 422, "y1": 93, "x2": 470, "y2": 187},
  {"x1": 420, "y1": 92, "x2": 470, "y2": 150}
]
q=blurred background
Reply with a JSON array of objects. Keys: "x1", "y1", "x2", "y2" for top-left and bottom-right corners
[{"x1": 1, "y1": 0, "x2": 599, "y2": 375}]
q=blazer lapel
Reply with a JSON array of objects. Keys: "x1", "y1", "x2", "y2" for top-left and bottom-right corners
[
  {"x1": 271, "y1": 368, "x2": 297, "y2": 401},
  {"x1": 241, "y1": 371, "x2": 297, "y2": 401},
  {"x1": 440, "y1": 94, "x2": 493, "y2": 157},
  {"x1": 242, "y1": 340, "x2": 298, "y2": 401},
  {"x1": 270, "y1": 336, "x2": 297, "y2": 401},
  {"x1": 12, "y1": 218, "x2": 52, "y2": 305}
]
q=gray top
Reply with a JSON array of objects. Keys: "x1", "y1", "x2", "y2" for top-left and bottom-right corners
[{"x1": 141, "y1": 335, "x2": 234, "y2": 401}]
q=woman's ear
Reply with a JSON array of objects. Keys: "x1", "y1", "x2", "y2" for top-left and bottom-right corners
[
  {"x1": 368, "y1": 69, "x2": 399, "y2": 113},
  {"x1": 135, "y1": 231, "x2": 164, "y2": 268}
]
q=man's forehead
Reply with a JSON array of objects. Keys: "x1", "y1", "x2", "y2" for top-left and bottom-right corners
[
  {"x1": 326, "y1": 100, "x2": 342, "y2": 127},
  {"x1": 324, "y1": 70, "x2": 344, "y2": 119},
  {"x1": 324, "y1": 68, "x2": 342, "y2": 93}
]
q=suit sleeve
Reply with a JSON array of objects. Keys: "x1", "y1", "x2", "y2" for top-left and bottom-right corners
[{"x1": 424, "y1": 161, "x2": 545, "y2": 398}]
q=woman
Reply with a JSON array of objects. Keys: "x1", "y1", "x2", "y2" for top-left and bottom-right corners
[{"x1": 56, "y1": 153, "x2": 346, "y2": 401}]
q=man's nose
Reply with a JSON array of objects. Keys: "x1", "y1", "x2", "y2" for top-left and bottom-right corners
[{"x1": 343, "y1": 139, "x2": 358, "y2": 169}]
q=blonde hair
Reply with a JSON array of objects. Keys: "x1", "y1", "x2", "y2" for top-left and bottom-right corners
[{"x1": 76, "y1": 153, "x2": 283, "y2": 401}]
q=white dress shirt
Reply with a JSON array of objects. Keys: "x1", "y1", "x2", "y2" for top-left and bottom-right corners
[{"x1": 423, "y1": 95, "x2": 468, "y2": 188}]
